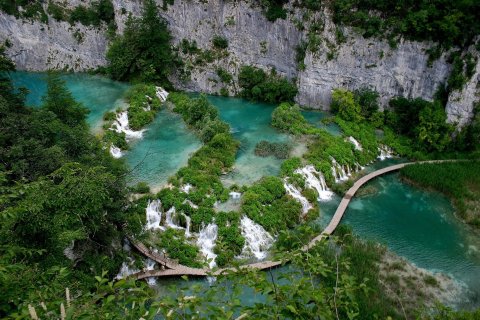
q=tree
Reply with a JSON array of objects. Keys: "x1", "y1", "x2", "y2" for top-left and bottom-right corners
[
  {"x1": 42, "y1": 73, "x2": 89, "y2": 127},
  {"x1": 106, "y1": 0, "x2": 176, "y2": 86},
  {"x1": 331, "y1": 88, "x2": 363, "y2": 122}
]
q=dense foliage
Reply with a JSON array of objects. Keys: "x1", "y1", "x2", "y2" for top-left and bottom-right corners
[
  {"x1": 106, "y1": 0, "x2": 177, "y2": 86},
  {"x1": 238, "y1": 66, "x2": 298, "y2": 104},
  {"x1": 401, "y1": 161, "x2": 480, "y2": 228},
  {"x1": 241, "y1": 176, "x2": 302, "y2": 233},
  {"x1": 331, "y1": 0, "x2": 480, "y2": 49},
  {"x1": 0, "y1": 54, "x2": 129, "y2": 317},
  {"x1": 271, "y1": 102, "x2": 315, "y2": 134}
]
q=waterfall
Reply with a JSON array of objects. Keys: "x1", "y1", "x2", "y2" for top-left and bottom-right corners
[
  {"x1": 284, "y1": 179, "x2": 313, "y2": 214},
  {"x1": 229, "y1": 191, "x2": 242, "y2": 199},
  {"x1": 294, "y1": 165, "x2": 334, "y2": 201},
  {"x1": 347, "y1": 136, "x2": 363, "y2": 151},
  {"x1": 115, "y1": 258, "x2": 140, "y2": 280},
  {"x1": 239, "y1": 216, "x2": 274, "y2": 260},
  {"x1": 111, "y1": 111, "x2": 144, "y2": 141},
  {"x1": 110, "y1": 145, "x2": 123, "y2": 158},
  {"x1": 145, "y1": 199, "x2": 164, "y2": 231},
  {"x1": 331, "y1": 158, "x2": 349, "y2": 183},
  {"x1": 156, "y1": 86, "x2": 169, "y2": 102},
  {"x1": 378, "y1": 145, "x2": 394, "y2": 160},
  {"x1": 165, "y1": 207, "x2": 183, "y2": 229},
  {"x1": 182, "y1": 213, "x2": 192, "y2": 238},
  {"x1": 197, "y1": 223, "x2": 218, "y2": 268},
  {"x1": 144, "y1": 259, "x2": 157, "y2": 286},
  {"x1": 181, "y1": 183, "x2": 193, "y2": 194}
]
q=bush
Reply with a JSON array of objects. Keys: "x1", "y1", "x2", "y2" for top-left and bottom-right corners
[
  {"x1": 212, "y1": 35, "x2": 228, "y2": 49},
  {"x1": 132, "y1": 181, "x2": 150, "y2": 194},
  {"x1": 238, "y1": 66, "x2": 297, "y2": 103}
]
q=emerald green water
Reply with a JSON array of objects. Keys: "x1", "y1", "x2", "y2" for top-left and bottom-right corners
[
  {"x1": 301, "y1": 109, "x2": 342, "y2": 136},
  {"x1": 205, "y1": 96, "x2": 291, "y2": 186},
  {"x1": 9, "y1": 71, "x2": 129, "y2": 131},
  {"x1": 10, "y1": 72, "x2": 480, "y2": 307},
  {"x1": 124, "y1": 109, "x2": 201, "y2": 189}
]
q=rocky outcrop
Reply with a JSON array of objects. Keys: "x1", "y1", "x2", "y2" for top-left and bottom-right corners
[
  {"x1": 0, "y1": 11, "x2": 108, "y2": 71},
  {"x1": 0, "y1": 0, "x2": 478, "y2": 126},
  {"x1": 446, "y1": 51, "x2": 480, "y2": 127},
  {"x1": 296, "y1": 11, "x2": 451, "y2": 109}
]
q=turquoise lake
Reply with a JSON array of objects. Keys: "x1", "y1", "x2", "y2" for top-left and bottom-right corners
[{"x1": 11, "y1": 72, "x2": 480, "y2": 308}]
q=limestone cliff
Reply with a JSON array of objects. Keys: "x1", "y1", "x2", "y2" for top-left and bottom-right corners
[{"x1": 0, "y1": 0, "x2": 478, "y2": 126}]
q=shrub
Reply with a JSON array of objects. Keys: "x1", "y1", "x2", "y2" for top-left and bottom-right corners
[
  {"x1": 212, "y1": 35, "x2": 228, "y2": 49},
  {"x1": 254, "y1": 140, "x2": 291, "y2": 159}
]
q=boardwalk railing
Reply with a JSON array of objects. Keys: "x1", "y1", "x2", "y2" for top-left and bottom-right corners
[{"x1": 130, "y1": 160, "x2": 465, "y2": 279}]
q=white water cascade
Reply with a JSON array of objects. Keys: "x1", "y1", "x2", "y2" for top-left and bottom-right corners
[
  {"x1": 145, "y1": 199, "x2": 164, "y2": 231},
  {"x1": 109, "y1": 145, "x2": 123, "y2": 158},
  {"x1": 182, "y1": 213, "x2": 192, "y2": 238},
  {"x1": 378, "y1": 145, "x2": 394, "y2": 160},
  {"x1": 294, "y1": 165, "x2": 334, "y2": 201},
  {"x1": 165, "y1": 207, "x2": 183, "y2": 229},
  {"x1": 181, "y1": 183, "x2": 193, "y2": 194},
  {"x1": 111, "y1": 111, "x2": 144, "y2": 141},
  {"x1": 197, "y1": 223, "x2": 218, "y2": 268},
  {"x1": 115, "y1": 258, "x2": 140, "y2": 280},
  {"x1": 183, "y1": 199, "x2": 199, "y2": 209},
  {"x1": 331, "y1": 158, "x2": 349, "y2": 183},
  {"x1": 283, "y1": 179, "x2": 313, "y2": 215},
  {"x1": 156, "y1": 86, "x2": 169, "y2": 102},
  {"x1": 229, "y1": 191, "x2": 242, "y2": 199},
  {"x1": 144, "y1": 259, "x2": 157, "y2": 286},
  {"x1": 239, "y1": 216, "x2": 274, "y2": 260},
  {"x1": 347, "y1": 136, "x2": 363, "y2": 151}
]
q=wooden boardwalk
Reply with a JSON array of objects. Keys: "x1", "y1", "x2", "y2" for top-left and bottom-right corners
[{"x1": 131, "y1": 160, "x2": 457, "y2": 279}]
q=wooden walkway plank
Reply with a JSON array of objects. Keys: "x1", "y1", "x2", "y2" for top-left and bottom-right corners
[{"x1": 130, "y1": 160, "x2": 464, "y2": 279}]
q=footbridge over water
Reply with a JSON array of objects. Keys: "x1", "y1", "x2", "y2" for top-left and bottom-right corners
[{"x1": 131, "y1": 160, "x2": 460, "y2": 279}]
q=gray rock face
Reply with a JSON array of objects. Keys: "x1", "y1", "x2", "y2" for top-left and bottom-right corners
[
  {"x1": 0, "y1": 0, "x2": 478, "y2": 126},
  {"x1": 0, "y1": 11, "x2": 108, "y2": 71},
  {"x1": 296, "y1": 24, "x2": 451, "y2": 109},
  {"x1": 446, "y1": 52, "x2": 480, "y2": 127}
]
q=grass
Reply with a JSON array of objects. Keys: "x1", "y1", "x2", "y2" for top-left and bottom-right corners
[{"x1": 400, "y1": 161, "x2": 480, "y2": 228}]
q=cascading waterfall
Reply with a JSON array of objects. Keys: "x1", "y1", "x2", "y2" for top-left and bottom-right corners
[
  {"x1": 165, "y1": 207, "x2": 183, "y2": 229},
  {"x1": 181, "y1": 183, "x2": 193, "y2": 194},
  {"x1": 378, "y1": 145, "x2": 394, "y2": 160},
  {"x1": 197, "y1": 223, "x2": 218, "y2": 268},
  {"x1": 116, "y1": 258, "x2": 140, "y2": 280},
  {"x1": 182, "y1": 213, "x2": 192, "y2": 238},
  {"x1": 111, "y1": 111, "x2": 144, "y2": 141},
  {"x1": 144, "y1": 259, "x2": 157, "y2": 286},
  {"x1": 331, "y1": 158, "x2": 349, "y2": 183},
  {"x1": 145, "y1": 199, "x2": 164, "y2": 230},
  {"x1": 347, "y1": 136, "x2": 363, "y2": 151},
  {"x1": 156, "y1": 86, "x2": 169, "y2": 102},
  {"x1": 109, "y1": 145, "x2": 123, "y2": 159},
  {"x1": 294, "y1": 165, "x2": 334, "y2": 201},
  {"x1": 239, "y1": 216, "x2": 274, "y2": 260},
  {"x1": 229, "y1": 191, "x2": 242, "y2": 199},
  {"x1": 283, "y1": 179, "x2": 313, "y2": 214}
]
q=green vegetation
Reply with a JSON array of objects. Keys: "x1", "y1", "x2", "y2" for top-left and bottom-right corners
[
  {"x1": 214, "y1": 211, "x2": 245, "y2": 267},
  {"x1": 216, "y1": 67, "x2": 232, "y2": 83},
  {"x1": 106, "y1": 0, "x2": 177, "y2": 86},
  {"x1": 212, "y1": 35, "x2": 228, "y2": 49},
  {"x1": 0, "y1": 52, "x2": 130, "y2": 317},
  {"x1": 0, "y1": 0, "x2": 48, "y2": 23},
  {"x1": 241, "y1": 176, "x2": 302, "y2": 233},
  {"x1": 238, "y1": 66, "x2": 298, "y2": 104},
  {"x1": 156, "y1": 228, "x2": 202, "y2": 267},
  {"x1": 8, "y1": 222, "x2": 480, "y2": 319},
  {"x1": 331, "y1": 0, "x2": 480, "y2": 49},
  {"x1": 260, "y1": 0, "x2": 288, "y2": 21},
  {"x1": 254, "y1": 140, "x2": 291, "y2": 159},
  {"x1": 401, "y1": 161, "x2": 480, "y2": 228},
  {"x1": 124, "y1": 83, "x2": 162, "y2": 130},
  {"x1": 271, "y1": 102, "x2": 315, "y2": 134}
]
